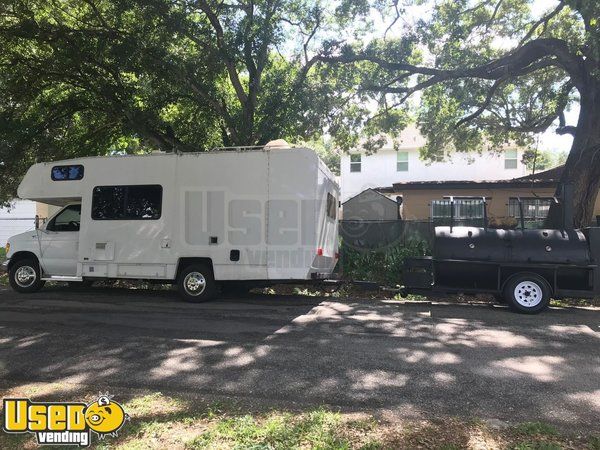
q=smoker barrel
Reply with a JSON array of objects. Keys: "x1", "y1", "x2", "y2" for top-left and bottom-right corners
[{"x1": 434, "y1": 226, "x2": 591, "y2": 264}]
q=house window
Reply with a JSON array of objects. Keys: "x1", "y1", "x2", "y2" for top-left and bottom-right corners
[
  {"x1": 505, "y1": 149, "x2": 518, "y2": 169},
  {"x1": 508, "y1": 198, "x2": 552, "y2": 228},
  {"x1": 92, "y1": 185, "x2": 163, "y2": 220},
  {"x1": 326, "y1": 193, "x2": 337, "y2": 220},
  {"x1": 397, "y1": 152, "x2": 408, "y2": 172},
  {"x1": 350, "y1": 154, "x2": 361, "y2": 172},
  {"x1": 51, "y1": 165, "x2": 84, "y2": 181},
  {"x1": 431, "y1": 198, "x2": 485, "y2": 226}
]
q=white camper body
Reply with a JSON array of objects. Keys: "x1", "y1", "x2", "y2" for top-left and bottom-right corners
[{"x1": 5, "y1": 147, "x2": 339, "y2": 299}]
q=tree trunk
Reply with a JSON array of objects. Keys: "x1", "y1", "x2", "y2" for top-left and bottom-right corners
[{"x1": 546, "y1": 81, "x2": 600, "y2": 229}]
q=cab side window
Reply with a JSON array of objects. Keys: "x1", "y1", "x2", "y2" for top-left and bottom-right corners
[{"x1": 46, "y1": 204, "x2": 81, "y2": 232}]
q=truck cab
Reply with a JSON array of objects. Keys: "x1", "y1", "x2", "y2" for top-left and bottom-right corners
[{"x1": 4, "y1": 203, "x2": 82, "y2": 291}]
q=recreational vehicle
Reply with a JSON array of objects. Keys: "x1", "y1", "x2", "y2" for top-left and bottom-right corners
[{"x1": 3, "y1": 145, "x2": 339, "y2": 301}]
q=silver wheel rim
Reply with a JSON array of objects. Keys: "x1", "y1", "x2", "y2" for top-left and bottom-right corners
[
  {"x1": 514, "y1": 280, "x2": 542, "y2": 307},
  {"x1": 15, "y1": 266, "x2": 36, "y2": 288},
  {"x1": 184, "y1": 272, "x2": 206, "y2": 296}
]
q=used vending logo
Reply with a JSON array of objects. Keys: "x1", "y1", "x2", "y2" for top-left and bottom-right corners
[{"x1": 2, "y1": 394, "x2": 129, "y2": 447}]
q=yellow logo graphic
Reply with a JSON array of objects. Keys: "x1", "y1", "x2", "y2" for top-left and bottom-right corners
[{"x1": 2, "y1": 394, "x2": 129, "y2": 447}]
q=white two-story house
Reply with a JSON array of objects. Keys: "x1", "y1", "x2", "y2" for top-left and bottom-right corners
[{"x1": 340, "y1": 126, "x2": 527, "y2": 202}]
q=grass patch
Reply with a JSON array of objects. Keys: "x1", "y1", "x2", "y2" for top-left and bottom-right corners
[
  {"x1": 186, "y1": 409, "x2": 351, "y2": 449},
  {"x1": 512, "y1": 443, "x2": 562, "y2": 450},
  {"x1": 551, "y1": 297, "x2": 599, "y2": 307},
  {"x1": 0, "y1": 390, "x2": 596, "y2": 450},
  {"x1": 515, "y1": 422, "x2": 559, "y2": 437}
]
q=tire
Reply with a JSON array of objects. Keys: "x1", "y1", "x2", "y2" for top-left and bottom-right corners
[
  {"x1": 177, "y1": 263, "x2": 217, "y2": 302},
  {"x1": 9, "y1": 259, "x2": 45, "y2": 294},
  {"x1": 503, "y1": 273, "x2": 550, "y2": 314}
]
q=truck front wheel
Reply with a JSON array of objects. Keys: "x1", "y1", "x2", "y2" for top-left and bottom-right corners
[
  {"x1": 503, "y1": 273, "x2": 550, "y2": 314},
  {"x1": 9, "y1": 259, "x2": 45, "y2": 293},
  {"x1": 177, "y1": 264, "x2": 216, "y2": 302}
]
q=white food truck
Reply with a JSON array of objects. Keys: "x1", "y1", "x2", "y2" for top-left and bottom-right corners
[{"x1": 3, "y1": 144, "x2": 339, "y2": 301}]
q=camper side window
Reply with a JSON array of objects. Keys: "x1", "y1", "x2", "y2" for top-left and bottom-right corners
[
  {"x1": 326, "y1": 193, "x2": 337, "y2": 220},
  {"x1": 92, "y1": 185, "x2": 162, "y2": 220},
  {"x1": 51, "y1": 165, "x2": 84, "y2": 181}
]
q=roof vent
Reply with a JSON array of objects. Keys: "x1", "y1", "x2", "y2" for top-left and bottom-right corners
[{"x1": 264, "y1": 139, "x2": 291, "y2": 149}]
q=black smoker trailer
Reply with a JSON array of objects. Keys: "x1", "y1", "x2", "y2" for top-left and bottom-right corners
[{"x1": 401, "y1": 185, "x2": 600, "y2": 313}]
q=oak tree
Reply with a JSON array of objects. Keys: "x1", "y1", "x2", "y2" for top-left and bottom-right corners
[{"x1": 322, "y1": 0, "x2": 599, "y2": 227}]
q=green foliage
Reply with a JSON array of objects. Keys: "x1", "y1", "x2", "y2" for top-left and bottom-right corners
[
  {"x1": 515, "y1": 422, "x2": 559, "y2": 437},
  {"x1": 0, "y1": 0, "x2": 367, "y2": 202},
  {"x1": 300, "y1": 137, "x2": 340, "y2": 175},
  {"x1": 521, "y1": 149, "x2": 566, "y2": 172},
  {"x1": 323, "y1": 0, "x2": 597, "y2": 165},
  {"x1": 513, "y1": 443, "x2": 562, "y2": 450},
  {"x1": 186, "y1": 408, "x2": 353, "y2": 449},
  {"x1": 340, "y1": 239, "x2": 429, "y2": 285},
  {"x1": 0, "y1": 246, "x2": 7, "y2": 286}
]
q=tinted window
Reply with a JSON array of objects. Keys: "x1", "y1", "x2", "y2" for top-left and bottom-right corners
[
  {"x1": 46, "y1": 204, "x2": 81, "y2": 232},
  {"x1": 92, "y1": 185, "x2": 162, "y2": 220},
  {"x1": 52, "y1": 165, "x2": 84, "y2": 181},
  {"x1": 326, "y1": 193, "x2": 337, "y2": 220}
]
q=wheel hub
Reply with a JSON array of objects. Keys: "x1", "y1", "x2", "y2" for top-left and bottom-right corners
[
  {"x1": 15, "y1": 266, "x2": 36, "y2": 288},
  {"x1": 184, "y1": 272, "x2": 206, "y2": 296},
  {"x1": 514, "y1": 281, "x2": 542, "y2": 307}
]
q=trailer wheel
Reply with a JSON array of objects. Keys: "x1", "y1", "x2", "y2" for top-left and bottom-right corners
[
  {"x1": 177, "y1": 264, "x2": 216, "y2": 302},
  {"x1": 9, "y1": 259, "x2": 45, "y2": 293},
  {"x1": 503, "y1": 273, "x2": 550, "y2": 314}
]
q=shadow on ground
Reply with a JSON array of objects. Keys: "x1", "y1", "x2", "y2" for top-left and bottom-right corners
[{"x1": 0, "y1": 285, "x2": 598, "y2": 432}]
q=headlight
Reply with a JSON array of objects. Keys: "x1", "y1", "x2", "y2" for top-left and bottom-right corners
[{"x1": 5, "y1": 243, "x2": 9, "y2": 256}]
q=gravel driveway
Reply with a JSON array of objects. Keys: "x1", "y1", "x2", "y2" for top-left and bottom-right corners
[{"x1": 0, "y1": 285, "x2": 598, "y2": 432}]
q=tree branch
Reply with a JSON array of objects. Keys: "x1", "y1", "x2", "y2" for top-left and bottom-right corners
[
  {"x1": 485, "y1": 0, "x2": 504, "y2": 30},
  {"x1": 194, "y1": 0, "x2": 248, "y2": 104},
  {"x1": 556, "y1": 110, "x2": 577, "y2": 136},
  {"x1": 519, "y1": 1, "x2": 566, "y2": 45},
  {"x1": 455, "y1": 78, "x2": 505, "y2": 128},
  {"x1": 320, "y1": 38, "x2": 586, "y2": 92}
]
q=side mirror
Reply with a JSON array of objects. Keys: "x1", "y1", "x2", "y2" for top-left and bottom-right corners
[{"x1": 35, "y1": 215, "x2": 40, "y2": 230}]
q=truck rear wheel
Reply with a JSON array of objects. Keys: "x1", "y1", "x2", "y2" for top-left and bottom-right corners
[
  {"x1": 9, "y1": 259, "x2": 45, "y2": 293},
  {"x1": 503, "y1": 273, "x2": 550, "y2": 314},
  {"x1": 177, "y1": 264, "x2": 216, "y2": 302}
]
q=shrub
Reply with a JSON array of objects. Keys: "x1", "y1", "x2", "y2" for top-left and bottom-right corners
[{"x1": 339, "y1": 239, "x2": 429, "y2": 285}]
